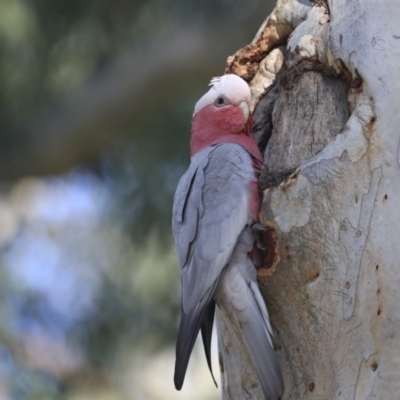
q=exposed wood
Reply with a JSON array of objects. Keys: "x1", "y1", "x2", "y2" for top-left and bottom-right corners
[
  {"x1": 225, "y1": 0, "x2": 311, "y2": 81},
  {"x1": 218, "y1": 0, "x2": 400, "y2": 398},
  {"x1": 257, "y1": 69, "x2": 350, "y2": 188}
]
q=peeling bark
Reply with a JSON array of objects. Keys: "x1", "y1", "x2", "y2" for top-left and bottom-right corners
[{"x1": 217, "y1": 0, "x2": 400, "y2": 398}]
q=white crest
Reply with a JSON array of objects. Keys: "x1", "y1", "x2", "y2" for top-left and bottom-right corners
[
  {"x1": 194, "y1": 74, "x2": 251, "y2": 116},
  {"x1": 208, "y1": 76, "x2": 221, "y2": 86}
]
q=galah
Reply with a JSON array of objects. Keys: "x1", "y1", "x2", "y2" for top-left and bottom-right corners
[{"x1": 172, "y1": 74, "x2": 284, "y2": 399}]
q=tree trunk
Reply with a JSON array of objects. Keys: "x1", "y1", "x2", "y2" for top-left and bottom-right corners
[{"x1": 217, "y1": 0, "x2": 400, "y2": 398}]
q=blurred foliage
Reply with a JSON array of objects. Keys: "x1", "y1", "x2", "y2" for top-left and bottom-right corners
[
  {"x1": 0, "y1": 0, "x2": 265, "y2": 116},
  {"x1": 0, "y1": 0, "x2": 274, "y2": 398}
]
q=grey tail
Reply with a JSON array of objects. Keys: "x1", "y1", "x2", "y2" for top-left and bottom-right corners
[
  {"x1": 174, "y1": 277, "x2": 223, "y2": 391},
  {"x1": 174, "y1": 304, "x2": 205, "y2": 390},
  {"x1": 242, "y1": 282, "x2": 284, "y2": 400},
  {"x1": 200, "y1": 300, "x2": 217, "y2": 387}
]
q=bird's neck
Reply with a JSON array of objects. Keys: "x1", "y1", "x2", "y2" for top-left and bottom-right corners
[{"x1": 190, "y1": 105, "x2": 262, "y2": 165}]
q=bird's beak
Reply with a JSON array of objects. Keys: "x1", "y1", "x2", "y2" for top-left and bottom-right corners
[{"x1": 239, "y1": 101, "x2": 250, "y2": 122}]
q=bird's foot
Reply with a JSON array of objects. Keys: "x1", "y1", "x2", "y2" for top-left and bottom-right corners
[{"x1": 252, "y1": 223, "x2": 269, "y2": 250}]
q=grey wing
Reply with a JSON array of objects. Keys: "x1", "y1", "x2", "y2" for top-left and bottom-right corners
[
  {"x1": 173, "y1": 144, "x2": 257, "y2": 389},
  {"x1": 173, "y1": 143, "x2": 257, "y2": 312}
]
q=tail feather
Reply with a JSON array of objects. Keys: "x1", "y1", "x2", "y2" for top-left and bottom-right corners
[
  {"x1": 216, "y1": 258, "x2": 284, "y2": 400},
  {"x1": 200, "y1": 301, "x2": 218, "y2": 387},
  {"x1": 174, "y1": 306, "x2": 205, "y2": 390},
  {"x1": 241, "y1": 281, "x2": 284, "y2": 399},
  {"x1": 174, "y1": 277, "x2": 222, "y2": 390}
]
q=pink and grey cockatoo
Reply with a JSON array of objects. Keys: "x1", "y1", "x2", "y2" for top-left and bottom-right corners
[{"x1": 172, "y1": 74, "x2": 284, "y2": 399}]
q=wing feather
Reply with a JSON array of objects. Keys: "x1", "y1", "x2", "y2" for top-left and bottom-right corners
[
  {"x1": 174, "y1": 144, "x2": 256, "y2": 312},
  {"x1": 173, "y1": 143, "x2": 257, "y2": 389}
]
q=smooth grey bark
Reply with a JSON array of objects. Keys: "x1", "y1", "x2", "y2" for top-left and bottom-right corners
[{"x1": 217, "y1": 0, "x2": 400, "y2": 398}]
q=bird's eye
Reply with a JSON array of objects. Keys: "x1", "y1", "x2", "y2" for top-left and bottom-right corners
[{"x1": 214, "y1": 96, "x2": 229, "y2": 107}]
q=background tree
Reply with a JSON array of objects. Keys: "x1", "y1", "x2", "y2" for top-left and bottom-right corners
[{"x1": 218, "y1": 0, "x2": 400, "y2": 398}]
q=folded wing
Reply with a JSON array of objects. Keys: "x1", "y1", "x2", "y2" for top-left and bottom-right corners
[{"x1": 172, "y1": 143, "x2": 257, "y2": 389}]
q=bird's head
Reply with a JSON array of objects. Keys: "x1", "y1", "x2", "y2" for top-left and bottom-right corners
[{"x1": 190, "y1": 74, "x2": 254, "y2": 156}]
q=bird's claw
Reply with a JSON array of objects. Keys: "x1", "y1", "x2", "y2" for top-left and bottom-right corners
[
  {"x1": 252, "y1": 222, "x2": 269, "y2": 233},
  {"x1": 252, "y1": 223, "x2": 269, "y2": 250}
]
